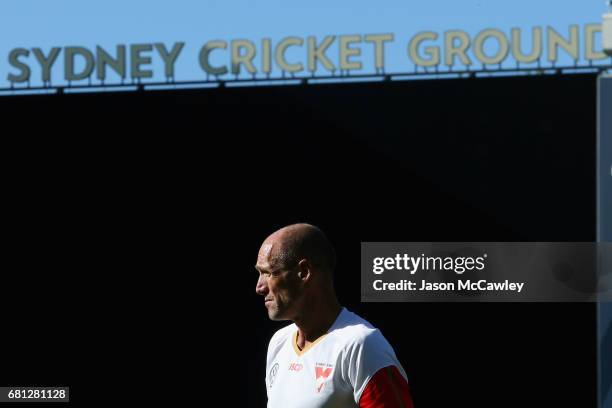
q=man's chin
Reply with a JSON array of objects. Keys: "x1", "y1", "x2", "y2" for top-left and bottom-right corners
[{"x1": 268, "y1": 309, "x2": 289, "y2": 321}]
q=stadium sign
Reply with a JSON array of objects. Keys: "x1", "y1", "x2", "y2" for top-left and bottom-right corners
[{"x1": 4, "y1": 23, "x2": 610, "y2": 85}]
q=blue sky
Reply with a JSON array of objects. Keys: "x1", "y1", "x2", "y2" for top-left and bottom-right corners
[{"x1": 0, "y1": 0, "x2": 610, "y2": 87}]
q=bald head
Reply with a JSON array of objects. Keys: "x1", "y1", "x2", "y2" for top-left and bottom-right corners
[
  {"x1": 255, "y1": 224, "x2": 339, "y2": 321},
  {"x1": 263, "y1": 223, "x2": 336, "y2": 276}
]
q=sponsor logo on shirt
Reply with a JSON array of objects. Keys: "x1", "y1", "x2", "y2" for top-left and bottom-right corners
[
  {"x1": 315, "y1": 362, "x2": 334, "y2": 393},
  {"x1": 269, "y1": 363, "x2": 279, "y2": 388},
  {"x1": 289, "y1": 363, "x2": 303, "y2": 371}
]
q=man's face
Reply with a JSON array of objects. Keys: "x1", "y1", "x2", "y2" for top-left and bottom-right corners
[{"x1": 255, "y1": 242, "x2": 301, "y2": 320}]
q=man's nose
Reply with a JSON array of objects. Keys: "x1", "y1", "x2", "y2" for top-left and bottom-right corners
[{"x1": 255, "y1": 275, "x2": 269, "y2": 296}]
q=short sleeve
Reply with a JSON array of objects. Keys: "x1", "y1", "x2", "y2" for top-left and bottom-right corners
[
  {"x1": 346, "y1": 329, "x2": 408, "y2": 404},
  {"x1": 265, "y1": 326, "x2": 291, "y2": 398}
]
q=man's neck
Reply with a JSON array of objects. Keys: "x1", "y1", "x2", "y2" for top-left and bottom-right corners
[{"x1": 294, "y1": 298, "x2": 342, "y2": 349}]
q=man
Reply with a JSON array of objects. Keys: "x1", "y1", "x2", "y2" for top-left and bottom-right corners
[{"x1": 255, "y1": 223, "x2": 414, "y2": 408}]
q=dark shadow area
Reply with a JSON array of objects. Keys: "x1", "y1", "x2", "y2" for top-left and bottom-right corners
[{"x1": 0, "y1": 73, "x2": 597, "y2": 407}]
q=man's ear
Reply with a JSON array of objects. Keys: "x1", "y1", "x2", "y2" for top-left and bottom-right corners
[{"x1": 297, "y1": 259, "x2": 312, "y2": 282}]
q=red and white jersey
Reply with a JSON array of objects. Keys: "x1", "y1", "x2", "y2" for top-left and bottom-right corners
[{"x1": 265, "y1": 308, "x2": 412, "y2": 408}]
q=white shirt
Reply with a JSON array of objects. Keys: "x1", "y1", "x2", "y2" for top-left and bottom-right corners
[{"x1": 265, "y1": 308, "x2": 408, "y2": 408}]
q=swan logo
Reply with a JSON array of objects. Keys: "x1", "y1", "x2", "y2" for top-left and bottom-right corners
[{"x1": 315, "y1": 363, "x2": 334, "y2": 393}]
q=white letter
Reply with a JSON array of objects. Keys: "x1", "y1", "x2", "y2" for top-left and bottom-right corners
[
  {"x1": 308, "y1": 35, "x2": 335, "y2": 73},
  {"x1": 585, "y1": 24, "x2": 606, "y2": 61},
  {"x1": 261, "y1": 38, "x2": 272, "y2": 75},
  {"x1": 373, "y1": 258, "x2": 384, "y2": 274},
  {"x1": 199, "y1": 41, "x2": 228, "y2": 75},
  {"x1": 275, "y1": 36, "x2": 304, "y2": 73},
  {"x1": 547, "y1": 25, "x2": 579, "y2": 63},
  {"x1": 96, "y1": 45, "x2": 126, "y2": 81},
  {"x1": 155, "y1": 42, "x2": 184, "y2": 77},
  {"x1": 339, "y1": 35, "x2": 362, "y2": 70},
  {"x1": 444, "y1": 30, "x2": 472, "y2": 67},
  {"x1": 365, "y1": 34, "x2": 393, "y2": 70},
  {"x1": 512, "y1": 27, "x2": 542, "y2": 64},
  {"x1": 409, "y1": 32, "x2": 440, "y2": 67},
  {"x1": 473, "y1": 29, "x2": 509, "y2": 65},
  {"x1": 130, "y1": 44, "x2": 153, "y2": 79},
  {"x1": 65, "y1": 47, "x2": 95, "y2": 81},
  {"x1": 7, "y1": 48, "x2": 31, "y2": 83},
  {"x1": 33, "y1": 47, "x2": 61, "y2": 82},
  {"x1": 231, "y1": 39, "x2": 257, "y2": 75}
]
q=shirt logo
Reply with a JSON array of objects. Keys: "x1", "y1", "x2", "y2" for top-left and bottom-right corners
[
  {"x1": 269, "y1": 363, "x2": 279, "y2": 388},
  {"x1": 315, "y1": 363, "x2": 334, "y2": 393},
  {"x1": 289, "y1": 363, "x2": 303, "y2": 371}
]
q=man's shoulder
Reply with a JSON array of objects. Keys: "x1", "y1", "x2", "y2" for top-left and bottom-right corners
[
  {"x1": 332, "y1": 309, "x2": 403, "y2": 381},
  {"x1": 268, "y1": 323, "x2": 295, "y2": 348},
  {"x1": 331, "y1": 309, "x2": 387, "y2": 348}
]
